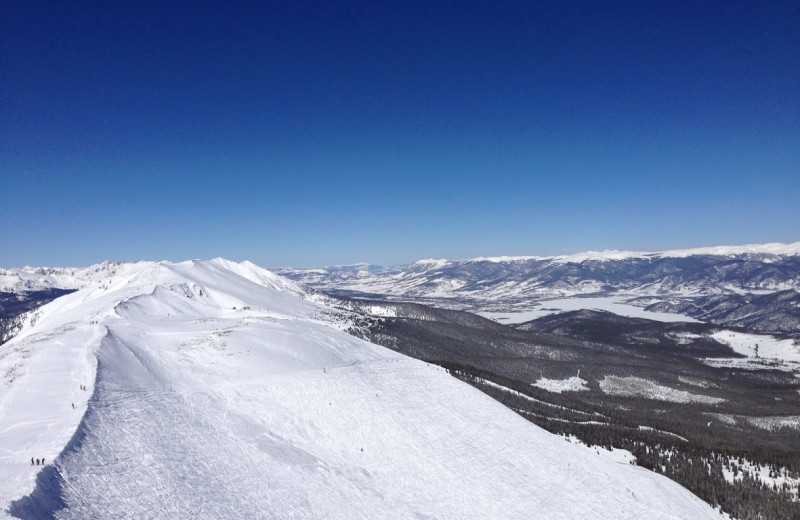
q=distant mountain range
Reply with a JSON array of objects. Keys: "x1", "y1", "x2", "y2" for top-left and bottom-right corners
[{"x1": 276, "y1": 242, "x2": 800, "y2": 335}]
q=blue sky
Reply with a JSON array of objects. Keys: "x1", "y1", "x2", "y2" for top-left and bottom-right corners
[{"x1": 2, "y1": 1, "x2": 798, "y2": 268}]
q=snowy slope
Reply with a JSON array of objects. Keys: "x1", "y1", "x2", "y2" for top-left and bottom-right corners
[{"x1": 0, "y1": 260, "x2": 721, "y2": 519}]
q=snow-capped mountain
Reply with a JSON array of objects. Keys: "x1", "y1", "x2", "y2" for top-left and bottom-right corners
[
  {"x1": 0, "y1": 262, "x2": 132, "y2": 293},
  {"x1": 0, "y1": 259, "x2": 720, "y2": 518},
  {"x1": 276, "y1": 242, "x2": 800, "y2": 335},
  {"x1": 0, "y1": 259, "x2": 303, "y2": 295}
]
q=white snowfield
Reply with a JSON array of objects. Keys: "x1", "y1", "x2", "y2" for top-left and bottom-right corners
[
  {"x1": 0, "y1": 259, "x2": 722, "y2": 519},
  {"x1": 532, "y1": 376, "x2": 589, "y2": 393},
  {"x1": 702, "y1": 331, "x2": 800, "y2": 375},
  {"x1": 711, "y1": 331, "x2": 800, "y2": 363}
]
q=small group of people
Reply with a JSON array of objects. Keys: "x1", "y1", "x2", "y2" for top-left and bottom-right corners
[
  {"x1": 80, "y1": 384, "x2": 87, "y2": 391},
  {"x1": 31, "y1": 457, "x2": 45, "y2": 466}
]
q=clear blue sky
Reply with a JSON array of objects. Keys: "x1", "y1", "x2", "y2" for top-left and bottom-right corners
[{"x1": 2, "y1": 1, "x2": 798, "y2": 268}]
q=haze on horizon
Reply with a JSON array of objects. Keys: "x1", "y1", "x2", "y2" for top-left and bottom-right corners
[{"x1": 2, "y1": 1, "x2": 798, "y2": 269}]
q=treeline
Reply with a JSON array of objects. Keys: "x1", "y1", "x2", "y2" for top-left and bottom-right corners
[
  {"x1": 438, "y1": 360, "x2": 800, "y2": 520},
  {"x1": 631, "y1": 444, "x2": 800, "y2": 520},
  {"x1": 0, "y1": 289, "x2": 73, "y2": 345},
  {"x1": 0, "y1": 314, "x2": 26, "y2": 345}
]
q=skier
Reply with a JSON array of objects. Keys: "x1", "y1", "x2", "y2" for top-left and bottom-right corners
[
  {"x1": 31, "y1": 457, "x2": 34, "y2": 465},
  {"x1": 35, "y1": 459, "x2": 39, "y2": 465}
]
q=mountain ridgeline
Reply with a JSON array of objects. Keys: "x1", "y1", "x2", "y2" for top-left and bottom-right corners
[{"x1": 277, "y1": 244, "x2": 800, "y2": 336}]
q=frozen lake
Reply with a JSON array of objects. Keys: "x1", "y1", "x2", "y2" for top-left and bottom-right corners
[{"x1": 479, "y1": 297, "x2": 700, "y2": 324}]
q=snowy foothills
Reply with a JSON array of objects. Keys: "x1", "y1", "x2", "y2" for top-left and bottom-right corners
[{"x1": 1, "y1": 244, "x2": 799, "y2": 519}]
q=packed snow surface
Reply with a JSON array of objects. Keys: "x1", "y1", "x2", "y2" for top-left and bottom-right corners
[{"x1": 0, "y1": 259, "x2": 721, "y2": 519}]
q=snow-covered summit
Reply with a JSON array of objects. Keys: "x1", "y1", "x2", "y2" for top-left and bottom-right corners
[
  {"x1": 0, "y1": 261, "x2": 138, "y2": 292},
  {"x1": 0, "y1": 258, "x2": 720, "y2": 518},
  {"x1": 551, "y1": 241, "x2": 800, "y2": 263},
  {"x1": 410, "y1": 258, "x2": 451, "y2": 269},
  {"x1": 0, "y1": 258, "x2": 308, "y2": 296},
  {"x1": 654, "y1": 241, "x2": 800, "y2": 258}
]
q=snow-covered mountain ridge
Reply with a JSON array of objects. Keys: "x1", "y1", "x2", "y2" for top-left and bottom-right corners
[
  {"x1": 0, "y1": 258, "x2": 303, "y2": 295},
  {"x1": 0, "y1": 259, "x2": 720, "y2": 518},
  {"x1": 435, "y1": 241, "x2": 800, "y2": 264},
  {"x1": 277, "y1": 241, "x2": 800, "y2": 294},
  {"x1": 275, "y1": 242, "x2": 800, "y2": 335}
]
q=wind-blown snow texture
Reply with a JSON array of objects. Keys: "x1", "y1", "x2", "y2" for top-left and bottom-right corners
[{"x1": 1, "y1": 260, "x2": 720, "y2": 518}]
